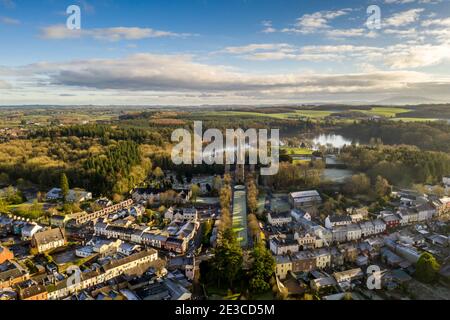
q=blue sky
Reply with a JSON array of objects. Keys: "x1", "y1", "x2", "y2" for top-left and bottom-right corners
[{"x1": 1, "y1": 0, "x2": 450, "y2": 105}]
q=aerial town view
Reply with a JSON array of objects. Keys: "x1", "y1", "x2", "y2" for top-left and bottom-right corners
[{"x1": 0, "y1": 0, "x2": 449, "y2": 310}]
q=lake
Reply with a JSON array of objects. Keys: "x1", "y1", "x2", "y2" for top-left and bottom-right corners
[
  {"x1": 312, "y1": 134, "x2": 357, "y2": 149},
  {"x1": 323, "y1": 168, "x2": 354, "y2": 183}
]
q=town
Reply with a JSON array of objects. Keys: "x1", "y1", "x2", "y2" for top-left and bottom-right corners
[
  {"x1": 1, "y1": 135, "x2": 449, "y2": 300},
  {"x1": 1, "y1": 0, "x2": 450, "y2": 304}
]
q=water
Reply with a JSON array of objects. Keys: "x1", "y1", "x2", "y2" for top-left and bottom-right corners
[
  {"x1": 312, "y1": 134, "x2": 357, "y2": 149},
  {"x1": 323, "y1": 168, "x2": 354, "y2": 183}
]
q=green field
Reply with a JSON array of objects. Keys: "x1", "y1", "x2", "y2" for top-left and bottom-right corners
[
  {"x1": 351, "y1": 107, "x2": 411, "y2": 118},
  {"x1": 202, "y1": 109, "x2": 334, "y2": 120},
  {"x1": 281, "y1": 147, "x2": 313, "y2": 155}
]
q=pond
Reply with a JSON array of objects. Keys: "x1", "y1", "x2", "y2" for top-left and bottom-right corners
[
  {"x1": 312, "y1": 134, "x2": 358, "y2": 149},
  {"x1": 323, "y1": 168, "x2": 354, "y2": 183}
]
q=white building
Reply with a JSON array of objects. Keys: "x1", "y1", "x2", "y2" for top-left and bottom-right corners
[
  {"x1": 46, "y1": 188, "x2": 92, "y2": 203},
  {"x1": 31, "y1": 228, "x2": 66, "y2": 253},
  {"x1": 275, "y1": 256, "x2": 292, "y2": 280},
  {"x1": 21, "y1": 223, "x2": 43, "y2": 240},
  {"x1": 269, "y1": 237, "x2": 299, "y2": 255},
  {"x1": 325, "y1": 215, "x2": 352, "y2": 230},
  {"x1": 373, "y1": 219, "x2": 386, "y2": 234},
  {"x1": 359, "y1": 221, "x2": 375, "y2": 238},
  {"x1": 314, "y1": 249, "x2": 331, "y2": 269},
  {"x1": 268, "y1": 211, "x2": 292, "y2": 226},
  {"x1": 289, "y1": 190, "x2": 322, "y2": 209},
  {"x1": 346, "y1": 224, "x2": 362, "y2": 241},
  {"x1": 294, "y1": 232, "x2": 316, "y2": 249},
  {"x1": 165, "y1": 207, "x2": 198, "y2": 222},
  {"x1": 417, "y1": 203, "x2": 436, "y2": 221}
]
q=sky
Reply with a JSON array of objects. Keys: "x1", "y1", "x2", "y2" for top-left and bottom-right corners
[{"x1": 1, "y1": 0, "x2": 450, "y2": 105}]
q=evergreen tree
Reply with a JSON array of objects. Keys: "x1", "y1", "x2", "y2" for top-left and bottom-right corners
[{"x1": 60, "y1": 173, "x2": 69, "y2": 202}]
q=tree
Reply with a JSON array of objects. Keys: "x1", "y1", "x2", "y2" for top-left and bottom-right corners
[
  {"x1": 0, "y1": 198, "x2": 9, "y2": 214},
  {"x1": 211, "y1": 229, "x2": 243, "y2": 288},
  {"x1": 344, "y1": 173, "x2": 370, "y2": 195},
  {"x1": 375, "y1": 175, "x2": 390, "y2": 199},
  {"x1": 60, "y1": 173, "x2": 69, "y2": 202},
  {"x1": 248, "y1": 214, "x2": 261, "y2": 242},
  {"x1": 190, "y1": 184, "x2": 201, "y2": 203},
  {"x1": 28, "y1": 200, "x2": 44, "y2": 220},
  {"x1": 415, "y1": 252, "x2": 440, "y2": 283},
  {"x1": 248, "y1": 243, "x2": 275, "y2": 293},
  {"x1": 202, "y1": 220, "x2": 213, "y2": 246},
  {"x1": 153, "y1": 167, "x2": 164, "y2": 180},
  {"x1": 247, "y1": 179, "x2": 259, "y2": 214},
  {"x1": 5, "y1": 186, "x2": 23, "y2": 205},
  {"x1": 212, "y1": 176, "x2": 222, "y2": 195}
]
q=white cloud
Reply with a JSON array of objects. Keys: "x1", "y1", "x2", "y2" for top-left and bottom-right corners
[
  {"x1": 6, "y1": 53, "x2": 442, "y2": 93},
  {"x1": 383, "y1": 28, "x2": 419, "y2": 38},
  {"x1": 385, "y1": 0, "x2": 442, "y2": 3},
  {"x1": 261, "y1": 20, "x2": 276, "y2": 33},
  {"x1": 41, "y1": 25, "x2": 191, "y2": 41},
  {"x1": 0, "y1": 16, "x2": 20, "y2": 25},
  {"x1": 383, "y1": 43, "x2": 450, "y2": 68},
  {"x1": 222, "y1": 43, "x2": 294, "y2": 54},
  {"x1": 326, "y1": 28, "x2": 378, "y2": 38},
  {"x1": 422, "y1": 17, "x2": 450, "y2": 27},
  {"x1": 283, "y1": 9, "x2": 352, "y2": 34},
  {"x1": 0, "y1": 80, "x2": 11, "y2": 89},
  {"x1": 385, "y1": 8, "x2": 424, "y2": 27}
]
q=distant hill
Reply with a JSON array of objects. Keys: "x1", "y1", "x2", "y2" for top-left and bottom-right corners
[{"x1": 374, "y1": 96, "x2": 440, "y2": 106}]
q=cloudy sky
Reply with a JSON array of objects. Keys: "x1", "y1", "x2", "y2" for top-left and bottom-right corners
[{"x1": 1, "y1": 0, "x2": 450, "y2": 105}]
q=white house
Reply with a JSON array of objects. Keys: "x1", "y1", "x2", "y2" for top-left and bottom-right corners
[
  {"x1": 346, "y1": 224, "x2": 362, "y2": 241},
  {"x1": 21, "y1": 223, "x2": 43, "y2": 240},
  {"x1": 269, "y1": 237, "x2": 299, "y2": 255},
  {"x1": 31, "y1": 228, "x2": 66, "y2": 253},
  {"x1": 275, "y1": 256, "x2": 292, "y2": 280},
  {"x1": 165, "y1": 207, "x2": 198, "y2": 222},
  {"x1": 294, "y1": 232, "x2": 316, "y2": 249},
  {"x1": 373, "y1": 219, "x2": 386, "y2": 234},
  {"x1": 417, "y1": 203, "x2": 436, "y2": 221},
  {"x1": 291, "y1": 209, "x2": 312, "y2": 222},
  {"x1": 118, "y1": 242, "x2": 141, "y2": 256},
  {"x1": 325, "y1": 215, "x2": 352, "y2": 230},
  {"x1": 359, "y1": 221, "x2": 375, "y2": 238},
  {"x1": 268, "y1": 211, "x2": 292, "y2": 226},
  {"x1": 46, "y1": 188, "x2": 92, "y2": 203}
]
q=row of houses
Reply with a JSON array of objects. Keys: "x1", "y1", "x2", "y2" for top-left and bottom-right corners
[
  {"x1": 275, "y1": 245, "x2": 368, "y2": 280},
  {"x1": 33, "y1": 249, "x2": 159, "y2": 300},
  {"x1": 71, "y1": 199, "x2": 134, "y2": 225},
  {"x1": 275, "y1": 236, "x2": 387, "y2": 281},
  {"x1": 94, "y1": 219, "x2": 199, "y2": 254},
  {"x1": 269, "y1": 217, "x2": 387, "y2": 255}
]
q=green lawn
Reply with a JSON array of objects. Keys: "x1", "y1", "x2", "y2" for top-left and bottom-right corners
[{"x1": 281, "y1": 147, "x2": 313, "y2": 155}]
